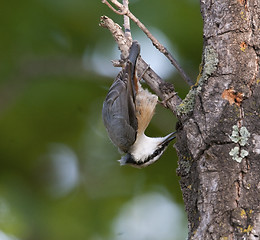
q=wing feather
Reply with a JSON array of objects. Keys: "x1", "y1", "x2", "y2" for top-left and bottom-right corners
[
  {"x1": 102, "y1": 41, "x2": 141, "y2": 153},
  {"x1": 102, "y1": 70, "x2": 138, "y2": 152}
]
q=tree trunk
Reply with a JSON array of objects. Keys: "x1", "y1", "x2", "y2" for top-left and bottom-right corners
[{"x1": 175, "y1": 0, "x2": 260, "y2": 239}]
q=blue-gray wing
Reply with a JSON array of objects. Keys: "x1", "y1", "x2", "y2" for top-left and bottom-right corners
[
  {"x1": 102, "y1": 69, "x2": 138, "y2": 153},
  {"x1": 102, "y1": 41, "x2": 140, "y2": 153}
]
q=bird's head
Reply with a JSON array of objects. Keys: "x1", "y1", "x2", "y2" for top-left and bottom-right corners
[{"x1": 119, "y1": 132, "x2": 176, "y2": 168}]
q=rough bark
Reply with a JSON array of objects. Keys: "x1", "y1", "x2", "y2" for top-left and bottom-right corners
[{"x1": 175, "y1": 0, "x2": 260, "y2": 239}]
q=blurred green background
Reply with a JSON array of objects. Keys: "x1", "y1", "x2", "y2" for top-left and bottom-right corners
[{"x1": 0, "y1": 0, "x2": 202, "y2": 239}]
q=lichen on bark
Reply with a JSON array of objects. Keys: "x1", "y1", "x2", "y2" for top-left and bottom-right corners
[{"x1": 176, "y1": 46, "x2": 218, "y2": 116}]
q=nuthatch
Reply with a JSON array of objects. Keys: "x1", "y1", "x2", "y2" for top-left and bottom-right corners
[{"x1": 102, "y1": 41, "x2": 176, "y2": 168}]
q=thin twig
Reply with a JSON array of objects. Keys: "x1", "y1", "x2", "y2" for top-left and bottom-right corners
[
  {"x1": 99, "y1": 15, "x2": 182, "y2": 115},
  {"x1": 127, "y1": 11, "x2": 193, "y2": 86},
  {"x1": 100, "y1": 15, "x2": 130, "y2": 59},
  {"x1": 101, "y1": 0, "x2": 194, "y2": 86},
  {"x1": 123, "y1": 0, "x2": 132, "y2": 42},
  {"x1": 102, "y1": 0, "x2": 127, "y2": 15}
]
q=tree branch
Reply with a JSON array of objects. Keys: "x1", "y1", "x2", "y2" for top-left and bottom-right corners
[
  {"x1": 123, "y1": 0, "x2": 132, "y2": 42},
  {"x1": 102, "y1": 0, "x2": 194, "y2": 86},
  {"x1": 99, "y1": 15, "x2": 182, "y2": 115},
  {"x1": 102, "y1": 0, "x2": 127, "y2": 15}
]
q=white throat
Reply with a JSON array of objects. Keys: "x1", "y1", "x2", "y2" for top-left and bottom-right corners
[{"x1": 130, "y1": 133, "x2": 165, "y2": 162}]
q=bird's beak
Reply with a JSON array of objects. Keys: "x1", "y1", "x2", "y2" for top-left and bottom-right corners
[{"x1": 161, "y1": 131, "x2": 176, "y2": 145}]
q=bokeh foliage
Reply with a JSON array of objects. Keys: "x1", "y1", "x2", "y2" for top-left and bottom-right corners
[{"x1": 0, "y1": 0, "x2": 202, "y2": 239}]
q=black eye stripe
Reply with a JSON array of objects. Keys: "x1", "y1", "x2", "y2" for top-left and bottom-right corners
[{"x1": 125, "y1": 141, "x2": 171, "y2": 166}]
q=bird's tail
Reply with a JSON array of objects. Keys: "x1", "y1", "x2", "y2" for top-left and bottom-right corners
[
  {"x1": 127, "y1": 41, "x2": 140, "y2": 98},
  {"x1": 128, "y1": 40, "x2": 140, "y2": 67}
]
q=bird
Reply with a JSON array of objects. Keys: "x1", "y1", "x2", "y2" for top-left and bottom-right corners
[{"x1": 102, "y1": 40, "x2": 176, "y2": 168}]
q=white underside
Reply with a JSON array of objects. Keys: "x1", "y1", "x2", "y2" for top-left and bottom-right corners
[{"x1": 129, "y1": 134, "x2": 166, "y2": 163}]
